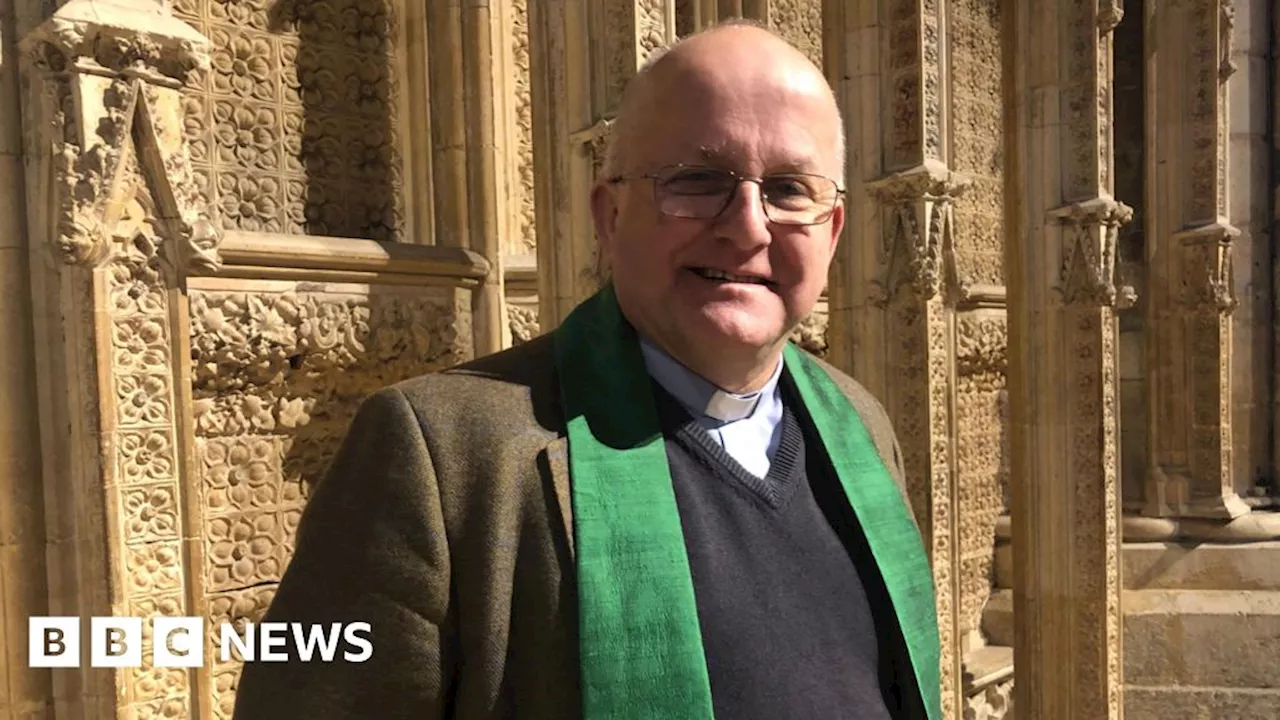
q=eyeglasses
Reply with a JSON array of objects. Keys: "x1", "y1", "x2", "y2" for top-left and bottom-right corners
[{"x1": 605, "y1": 164, "x2": 845, "y2": 226}]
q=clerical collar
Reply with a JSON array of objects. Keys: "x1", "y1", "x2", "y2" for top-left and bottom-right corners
[{"x1": 638, "y1": 336, "x2": 783, "y2": 423}]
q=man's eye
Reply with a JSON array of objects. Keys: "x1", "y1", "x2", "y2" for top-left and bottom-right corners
[
  {"x1": 766, "y1": 179, "x2": 811, "y2": 197},
  {"x1": 666, "y1": 171, "x2": 732, "y2": 193}
]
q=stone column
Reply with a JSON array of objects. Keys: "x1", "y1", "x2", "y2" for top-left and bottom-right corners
[
  {"x1": 427, "y1": 0, "x2": 513, "y2": 355},
  {"x1": 1275, "y1": 0, "x2": 1280, "y2": 480},
  {"x1": 1143, "y1": 0, "x2": 1247, "y2": 518},
  {"x1": 20, "y1": 2, "x2": 214, "y2": 716},
  {"x1": 0, "y1": 0, "x2": 49, "y2": 715},
  {"x1": 1002, "y1": 0, "x2": 1127, "y2": 717},
  {"x1": 528, "y1": 0, "x2": 676, "y2": 330},
  {"x1": 823, "y1": 2, "x2": 969, "y2": 717}
]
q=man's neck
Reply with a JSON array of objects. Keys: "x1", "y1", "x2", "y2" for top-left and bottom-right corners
[{"x1": 645, "y1": 336, "x2": 783, "y2": 395}]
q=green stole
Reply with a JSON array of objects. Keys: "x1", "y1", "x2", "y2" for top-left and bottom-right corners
[{"x1": 553, "y1": 285, "x2": 940, "y2": 720}]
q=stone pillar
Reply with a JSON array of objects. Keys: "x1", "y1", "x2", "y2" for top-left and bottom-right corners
[
  {"x1": 20, "y1": 3, "x2": 213, "y2": 716},
  {"x1": 427, "y1": 0, "x2": 513, "y2": 355},
  {"x1": 824, "y1": 2, "x2": 969, "y2": 717},
  {"x1": 0, "y1": 0, "x2": 49, "y2": 714},
  {"x1": 528, "y1": 0, "x2": 676, "y2": 330},
  {"x1": 1002, "y1": 0, "x2": 1127, "y2": 717},
  {"x1": 1143, "y1": 0, "x2": 1247, "y2": 518}
]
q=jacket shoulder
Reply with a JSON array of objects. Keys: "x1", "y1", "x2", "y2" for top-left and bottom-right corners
[
  {"x1": 800, "y1": 351, "x2": 906, "y2": 488},
  {"x1": 380, "y1": 332, "x2": 562, "y2": 434}
]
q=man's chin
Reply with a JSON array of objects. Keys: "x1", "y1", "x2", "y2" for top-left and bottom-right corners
[{"x1": 681, "y1": 311, "x2": 786, "y2": 354}]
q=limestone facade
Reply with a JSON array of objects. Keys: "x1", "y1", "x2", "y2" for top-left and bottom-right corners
[{"x1": 0, "y1": 0, "x2": 1275, "y2": 719}]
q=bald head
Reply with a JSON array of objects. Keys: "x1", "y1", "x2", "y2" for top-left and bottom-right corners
[{"x1": 602, "y1": 22, "x2": 845, "y2": 181}]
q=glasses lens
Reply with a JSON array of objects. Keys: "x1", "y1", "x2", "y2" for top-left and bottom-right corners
[
  {"x1": 656, "y1": 167, "x2": 735, "y2": 219},
  {"x1": 761, "y1": 175, "x2": 837, "y2": 224}
]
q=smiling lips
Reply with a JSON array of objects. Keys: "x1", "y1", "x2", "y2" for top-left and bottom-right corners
[{"x1": 690, "y1": 266, "x2": 776, "y2": 287}]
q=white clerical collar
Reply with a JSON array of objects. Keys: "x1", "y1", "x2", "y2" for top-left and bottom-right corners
[{"x1": 637, "y1": 336, "x2": 784, "y2": 423}]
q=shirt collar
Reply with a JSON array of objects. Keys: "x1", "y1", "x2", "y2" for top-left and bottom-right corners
[{"x1": 638, "y1": 335, "x2": 784, "y2": 423}]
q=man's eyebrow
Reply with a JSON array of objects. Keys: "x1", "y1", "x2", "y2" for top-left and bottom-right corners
[{"x1": 695, "y1": 145, "x2": 744, "y2": 165}]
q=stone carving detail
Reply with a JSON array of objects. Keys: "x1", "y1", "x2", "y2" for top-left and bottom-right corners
[
  {"x1": 948, "y1": 0, "x2": 1004, "y2": 286},
  {"x1": 1218, "y1": 0, "x2": 1237, "y2": 80},
  {"x1": 109, "y1": 148, "x2": 193, "y2": 717},
  {"x1": 1069, "y1": 308, "x2": 1123, "y2": 720},
  {"x1": 637, "y1": 0, "x2": 672, "y2": 61},
  {"x1": 869, "y1": 161, "x2": 972, "y2": 306},
  {"x1": 27, "y1": 19, "x2": 207, "y2": 83},
  {"x1": 1052, "y1": 196, "x2": 1135, "y2": 308},
  {"x1": 955, "y1": 314, "x2": 1008, "y2": 645},
  {"x1": 174, "y1": 0, "x2": 404, "y2": 240},
  {"x1": 965, "y1": 677, "x2": 1014, "y2": 720},
  {"x1": 886, "y1": 0, "x2": 944, "y2": 167},
  {"x1": 21, "y1": 14, "x2": 222, "y2": 711},
  {"x1": 1177, "y1": 224, "x2": 1237, "y2": 314},
  {"x1": 188, "y1": 286, "x2": 471, "y2": 717},
  {"x1": 789, "y1": 306, "x2": 828, "y2": 357},
  {"x1": 768, "y1": 0, "x2": 823, "y2": 66},
  {"x1": 511, "y1": 0, "x2": 537, "y2": 253},
  {"x1": 508, "y1": 303, "x2": 540, "y2": 344}
]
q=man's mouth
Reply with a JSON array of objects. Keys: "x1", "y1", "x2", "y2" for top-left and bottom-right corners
[{"x1": 689, "y1": 267, "x2": 775, "y2": 287}]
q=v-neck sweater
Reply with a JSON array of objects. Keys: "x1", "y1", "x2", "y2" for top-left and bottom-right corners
[{"x1": 652, "y1": 377, "x2": 903, "y2": 720}]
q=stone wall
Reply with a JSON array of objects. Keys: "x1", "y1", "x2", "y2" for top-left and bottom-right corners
[
  {"x1": 173, "y1": 0, "x2": 404, "y2": 242},
  {"x1": 948, "y1": 0, "x2": 1007, "y2": 653}
]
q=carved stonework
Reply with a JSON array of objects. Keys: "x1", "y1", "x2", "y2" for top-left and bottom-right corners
[
  {"x1": 868, "y1": 160, "x2": 972, "y2": 307},
  {"x1": 1177, "y1": 222, "x2": 1237, "y2": 314},
  {"x1": 511, "y1": 0, "x2": 537, "y2": 254},
  {"x1": 955, "y1": 313, "x2": 1008, "y2": 649},
  {"x1": 1004, "y1": 0, "x2": 1126, "y2": 715},
  {"x1": 1051, "y1": 195, "x2": 1135, "y2": 308},
  {"x1": 789, "y1": 301, "x2": 828, "y2": 357},
  {"x1": 19, "y1": 6, "x2": 217, "y2": 713},
  {"x1": 1144, "y1": 0, "x2": 1243, "y2": 520},
  {"x1": 507, "y1": 303, "x2": 540, "y2": 345},
  {"x1": 173, "y1": 0, "x2": 404, "y2": 241},
  {"x1": 188, "y1": 284, "x2": 471, "y2": 717},
  {"x1": 966, "y1": 677, "x2": 1014, "y2": 720},
  {"x1": 767, "y1": 0, "x2": 822, "y2": 67}
]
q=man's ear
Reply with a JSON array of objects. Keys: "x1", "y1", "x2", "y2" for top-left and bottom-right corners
[
  {"x1": 826, "y1": 200, "x2": 846, "y2": 258},
  {"x1": 591, "y1": 182, "x2": 619, "y2": 260}
]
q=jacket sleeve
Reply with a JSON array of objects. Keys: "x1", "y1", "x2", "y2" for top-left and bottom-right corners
[{"x1": 232, "y1": 386, "x2": 455, "y2": 720}]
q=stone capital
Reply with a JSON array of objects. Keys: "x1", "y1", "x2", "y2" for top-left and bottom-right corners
[
  {"x1": 21, "y1": 0, "x2": 210, "y2": 87},
  {"x1": 868, "y1": 159, "x2": 973, "y2": 205},
  {"x1": 20, "y1": 0, "x2": 220, "y2": 272}
]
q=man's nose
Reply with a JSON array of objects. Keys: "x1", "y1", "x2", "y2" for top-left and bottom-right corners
[{"x1": 714, "y1": 181, "x2": 773, "y2": 249}]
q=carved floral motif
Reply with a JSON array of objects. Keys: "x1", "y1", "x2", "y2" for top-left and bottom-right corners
[
  {"x1": 188, "y1": 286, "x2": 470, "y2": 717},
  {"x1": 175, "y1": 0, "x2": 404, "y2": 240}
]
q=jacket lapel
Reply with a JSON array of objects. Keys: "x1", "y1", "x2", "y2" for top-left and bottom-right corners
[{"x1": 544, "y1": 435, "x2": 575, "y2": 559}]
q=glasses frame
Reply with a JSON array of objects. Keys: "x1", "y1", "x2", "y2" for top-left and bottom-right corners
[{"x1": 605, "y1": 163, "x2": 846, "y2": 227}]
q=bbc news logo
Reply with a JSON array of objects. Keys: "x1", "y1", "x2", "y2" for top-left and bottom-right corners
[{"x1": 29, "y1": 617, "x2": 373, "y2": 668}]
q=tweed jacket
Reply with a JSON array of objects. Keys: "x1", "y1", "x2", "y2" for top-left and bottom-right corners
[{"x1": 231, "y1": 333, "x2": 914, "y2": 720}]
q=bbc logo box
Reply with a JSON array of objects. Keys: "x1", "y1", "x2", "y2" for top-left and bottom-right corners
[
  {"x1": 30, "y1": 616, "x2": 373, "y2": 667},
  {"x1": 30, "y1": 617, "x2": 206, "y2": 668}
]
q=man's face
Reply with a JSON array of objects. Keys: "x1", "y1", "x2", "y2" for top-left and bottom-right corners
[{"x1": 593, "y1": 56, "x2": 844, "y2": 366}]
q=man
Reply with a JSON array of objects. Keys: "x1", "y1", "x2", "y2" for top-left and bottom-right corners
[{"x1": 233, "y1": 21, "x2": 940, "y2": 720}]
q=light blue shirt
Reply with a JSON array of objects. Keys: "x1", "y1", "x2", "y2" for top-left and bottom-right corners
[{"x1": 638, "y1": 337, "x2": 786, "y2": 478}]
